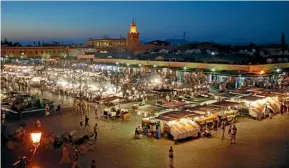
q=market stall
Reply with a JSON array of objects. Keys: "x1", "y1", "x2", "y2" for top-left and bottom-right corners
[{"x1": 142, "y1": 110, "x2": 200, "y2": 140}]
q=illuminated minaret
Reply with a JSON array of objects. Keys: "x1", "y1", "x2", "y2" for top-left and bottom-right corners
[{"x1": 127, "y1": 19, "x2": 139, "y2": 50}]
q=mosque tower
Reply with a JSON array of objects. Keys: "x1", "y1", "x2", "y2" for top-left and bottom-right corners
[{"x1": 127, "y1": 19, "x2": 139, "y2": 50}]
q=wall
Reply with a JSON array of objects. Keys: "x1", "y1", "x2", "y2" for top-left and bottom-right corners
[{"x1": 1, "y1": 47, "x2": 68, "y2": 58}]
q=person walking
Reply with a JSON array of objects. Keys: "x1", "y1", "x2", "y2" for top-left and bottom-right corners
[
  {"x1": 85, "y1": 115, "x2": 90, "y2": 127},
  {"x1": 45, "y1": 104, "x2": 50, "y2": 116},
  {"x1": 169, "y1": 146, "x2": 174, "y2": 168},
  {"x1": 72, "y1": 146, "x2": 80, "y2": 168},
  {"x1": 79, "y1": 118, "x2": 83, "y2": 127},
  {"x1": 93, "y1": 123, "x2": 98, "y2": 140},
  {"x1": 231, "y1": 125, "x2": 237, "y2": 144},
  {"x1": 60, "y1": 144, "x2": 70, "y2": 164},
  {"x1": 228, "y1": 125, "x2": 232, "y2": 144},
  {"x1": 220, "y1": 121, "x2": 226, "y2": 139}
]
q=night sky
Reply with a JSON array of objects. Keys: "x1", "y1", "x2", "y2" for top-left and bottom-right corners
[{"x1": 1, "y1": 1, "x2": 289, "y2": 45}]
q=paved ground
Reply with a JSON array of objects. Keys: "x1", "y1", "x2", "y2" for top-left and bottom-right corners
[{"x1": 2, "y1": 90, "x2": 289, "y2": 168}]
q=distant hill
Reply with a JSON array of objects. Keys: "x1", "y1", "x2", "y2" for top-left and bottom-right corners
[
  {"x1": 140, "y1": 40, "x2": 148, "y2": 45},
  {"x1": 164, "y1": 39, "x2": 191, "y2": 45}
]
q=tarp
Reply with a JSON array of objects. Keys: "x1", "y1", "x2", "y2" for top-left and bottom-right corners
[{"x1": 159, "y1": 101, "x2": 193, "y2": 108}]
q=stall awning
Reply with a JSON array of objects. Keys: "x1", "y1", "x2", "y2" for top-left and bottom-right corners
[
  {"x1": 211, "y1": 101, "x2": 240, "y2": 107},
  {"x1": 159, "y1": 101, "x2": 193, "y2": 108}
]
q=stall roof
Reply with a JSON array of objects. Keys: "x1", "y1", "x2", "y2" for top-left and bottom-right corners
[
  {"x1": 247, "y1": 88, "x2": 264, "y2": 93},
  {"x1": 189, "y1": 105, "x2": 221, "y2": 114},
  {"x1": 254, "y1": 92, "x2": 279, "y2": 97},
  {"x1": 230, "y1": 89, "x2": 252, "y2": 95},
  {"x1": 135, "y1": 105, "x2": 163, "y2": 113},
  {"x1": 211, "y1": 101, "x2": 240, "y2": 107},
  {"x1": 154, "y1": 115, "x2": 176, "y2": 121},
  {"x1": 239, "y1": 96, "x2": 264, "y2": 101},
  {"x1": 159, "y1": 101, "x2": 194, "y2": 108},
  {"x1": 183, "y1": 96, "x2": 214, "y2": 103},
  {"x1": 216, "y1": 92, "x2": 239, "y2": 98},
  {"x1": 158, "y1": 111, "x2": 199, "y2": 120}
]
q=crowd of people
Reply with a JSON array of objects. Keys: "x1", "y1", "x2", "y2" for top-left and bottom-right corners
[{"x1": 1, "y1": 62, "x2": 289, "y2": 168}]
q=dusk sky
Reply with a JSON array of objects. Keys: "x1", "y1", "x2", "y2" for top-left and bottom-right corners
[{"x1": 1, "y1": 1, "x2": 289, "y2": 45}]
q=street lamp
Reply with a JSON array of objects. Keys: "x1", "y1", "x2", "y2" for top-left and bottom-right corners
[
  {"x1": 13, "y1": 131, "x2": 42, "y2": 167},
  {"x1": 31, "y1": 132, "x2": 42, "y2": 146}
]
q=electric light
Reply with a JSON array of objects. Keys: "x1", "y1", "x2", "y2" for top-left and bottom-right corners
[{"x1": 31, "y1": 132, "x2": 42, "y2": 145}]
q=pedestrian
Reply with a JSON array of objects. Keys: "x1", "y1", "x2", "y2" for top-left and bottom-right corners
[
  {"x1": 60, "y1": 144, "x2": 70, "y2": 164},
  {"x1": 231, "y1": 125, "x2": 237, "y2": 144},
  {"x1": 91, "y1": 160, "x2": 96, "y2": 168},
  {"x1": 56, "y1": 104, "x2": 62, "y2": 115},
  {"x1": 169, "y1": 146, "x2": 174, "y2": 168},
  {"x1": 80, "y1": 119, "x2": 83, "y2": 128},
  {"x1": 213, "y1": 119, "x2": 218, "y2": 131},
  {"x1": 228, "y1": 125, "x2": 232, "y2": 144},
  {"x1": 93, "y1": 123, "x2": 98, "y2": 140},
  {"x1": 72, "y1": 146, "x2": 80, "y2": 168},
  {"x1": 45, "y1": 104, "x2": 50, "y2": 116},
  {"x1": 85, "y1": 115, "x2": 90, "y2": 127},
  {"x1": 221, "y1": 121, "x2": 226, "y2": 139}
]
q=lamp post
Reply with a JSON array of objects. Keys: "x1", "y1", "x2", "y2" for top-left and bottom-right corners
[{"x1": 13, "y1": 131, "x2": 42, "y2": 167}]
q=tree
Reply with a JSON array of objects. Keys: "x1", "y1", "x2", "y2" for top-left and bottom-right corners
[
  {"x1": 4, "y1": 38, "x2": 8, "y2": 43},
  {"x1": 33, "y1": 41, "x2": 36, "y2": 46},
  {"x1": 38, "y1": 41, "x2": 40, "y2": 46}
]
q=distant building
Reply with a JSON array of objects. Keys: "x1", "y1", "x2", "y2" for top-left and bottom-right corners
[
  {"x1": 1, "y1": 46, "x2": 68, "y2": 58},
  {"x1": 83, "y1": 20, "x2": 168, "y2": 55},
  {"x1": 83, "y1": 19, "x2": 139, "y2": 53}
]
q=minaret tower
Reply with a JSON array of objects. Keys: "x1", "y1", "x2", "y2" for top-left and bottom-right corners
[{"x1": 127, "y1": 19, "x2": 139, "y2": 50}]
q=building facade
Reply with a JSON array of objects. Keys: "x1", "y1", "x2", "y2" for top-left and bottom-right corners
[
  {"x1": 83, "y1": 20, "x2": 156, "y2": 54},
  {"x1": 1, "y1": 46, "x2": 69, "y2": 58}
]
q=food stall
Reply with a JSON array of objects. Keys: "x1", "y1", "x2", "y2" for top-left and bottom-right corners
[
  {"x1": 187, "y1": 104, "x2": 238, "y2": 127},
  {"x1": 236, "y1": 95, "x2": 278, "y2": 119},
  {"x1": 142, "y1": 110, "x2": 201, "y2": 141},
  {"x1": 134, "y1": 105, "x2": 166, "y2": 117}
]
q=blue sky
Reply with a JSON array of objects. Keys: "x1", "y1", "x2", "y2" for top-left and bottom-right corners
[{"x1": 1, "y1": 1, "x2": 289, "y2": 44}]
